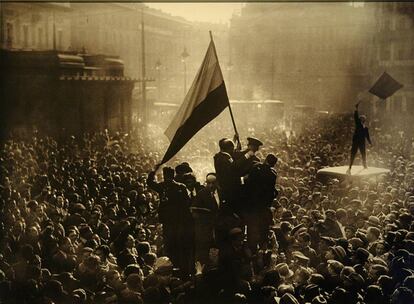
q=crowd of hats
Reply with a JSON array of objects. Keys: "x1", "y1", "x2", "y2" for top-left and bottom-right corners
[{"x1": 0, "y1": 112, "x2": 413, "y2": 304}]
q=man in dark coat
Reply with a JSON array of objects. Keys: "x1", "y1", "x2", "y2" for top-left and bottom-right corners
[
  {"x1": 213, "y1": 138, "x2": 254, "y2": 213},
  {"x1": 147, "y1": 167, "x2": 194, "y2": 277},
  {"x1": 347, "y1": 102, "x2": 372, "y2": 174},
  {"x1": 317, "y1": 209, "x2": 345, "y2": 239},
  {"x1": 244, "y1": 154, "x2": 279, "y2": 250},
  {"x1": 192, "y1": 173, "x2": 220, "y2": 265},
  {"x1": 234, "y1": 137, "x2": 263, "y2": 177}
]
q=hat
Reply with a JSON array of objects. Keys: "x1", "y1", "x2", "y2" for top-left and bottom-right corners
[
  {"x1": 154, "y1": 257, "x2": 173, "y2": 275},
  {"x1": 72, "y1": 289, "x2": 87, "y2": 301},
  {"x1": 276, "y1": 263, "x2": 294, "y2": 279},
  {"x1": 370, "y1": 256, "x2": 388, "y2": 267},
  {"x1": 291, "y1": 224, "x2": 306, "y2": 236},
  {"x1": 325, "y1": 209, "x2": 336, "y2": 219},
  {"x1": 175, "y1": 163, "x2": 191, "y2": 175},
  {"x1": 320, "y1": 236, "x2": 336, "y2": 246},
  {"x1": 229, "y1": 227, "x2": 243, "y2": 237},
  {"x1": 292, "y1": 251, "x2": 310, "y2": 264},
  {"x1": 303, "y1": 284, "x2": 320, "y2": 302},
  {"x1": 281, "y1": 211, "x2": 296, "y2": 221},
  {"x1": 312, "y1": 295, "x2": 327, "y2": 304},
  {"x1": 327, "y1": 260, "x2": 344, "y2": 274},
  {"x1": 247, "y1": 137, "x2": 263, "y2": 147},
  {"x1": 162, "y1": 167, "x2": 175, "y2": 178},
  {"x1": 279, "y1": 293, "x2": 299, "y2": 304},
  {"x1": 336, "y1": 238, "x2": 349, "y2": 251},
  {"x1": 355, "y1": 248, "x2": 370, "y2": 263},
  {"x1": 366, "y1": 216, "x2": 381, "y2": 228},
  {"x1": 329, "y1": 246, "x2": 346, "y2": 261}
]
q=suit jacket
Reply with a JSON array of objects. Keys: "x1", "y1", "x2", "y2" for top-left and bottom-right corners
[
  {"x1": 147, "y1": 172, "x2": 192, "y2": 227},
  {"x1": 353, "y1": 110, "x2": 371, "y2": 144},
  {"x1": 233, "y1": 149, "x2": 261, "y2": 177},
  {"x1": 193, "y1": 187, "x2": 219, "y2": 216},
  {"x1": 213, "y1": 151, "x2": 249, "y2": 204},
  {"x1": 245, "y1": 163, "x2": 278, "y2": 209}
]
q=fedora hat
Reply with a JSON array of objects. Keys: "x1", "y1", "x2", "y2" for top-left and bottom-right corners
[{"x1": 276, "y1": 263, "x2": 294, "y2": 279}]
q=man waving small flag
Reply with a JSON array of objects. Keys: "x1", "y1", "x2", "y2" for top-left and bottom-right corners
[{"x1": 159, "y1": 32, "x2": 234, "y2": 165}]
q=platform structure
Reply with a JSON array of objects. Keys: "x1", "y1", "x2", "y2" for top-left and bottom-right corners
[{"x1": 317, "y1": 166, "x2": 390, "y2": 181}]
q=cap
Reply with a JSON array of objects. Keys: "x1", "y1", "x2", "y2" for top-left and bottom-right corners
[{"x1": 247, "y1": 137, "x2": 263, "y2": 147}]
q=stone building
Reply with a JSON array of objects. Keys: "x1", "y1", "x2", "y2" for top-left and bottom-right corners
[
  {"x1": 371, "y1": 2, "x2": 414, "y2": 118},
  {"x1": 0, "y1": 2, "x2": 72, "y2": 51},
  {"x1": 229, "y1": 3, "x2": 377, "y2": 111}
]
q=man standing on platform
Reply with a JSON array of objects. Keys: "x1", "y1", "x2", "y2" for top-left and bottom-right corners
[{"x1": 347, "y1": 102, "x2": 372, "y2": 174}]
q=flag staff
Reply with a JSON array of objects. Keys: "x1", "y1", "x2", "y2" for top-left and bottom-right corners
[{"x1": 209, "y1": 31, "x2": 241, "y2": 147}]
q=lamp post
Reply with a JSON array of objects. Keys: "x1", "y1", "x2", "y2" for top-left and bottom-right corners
[
  {"x1": 155, "y1": 59, "x2": 162, "y2": 102},
  {"x1": 181, "y1": 47, "x2": 189, "y2": 96}
]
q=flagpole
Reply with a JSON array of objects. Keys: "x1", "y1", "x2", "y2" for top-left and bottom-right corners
[{"x1": 209, "y1": 31, "x2": 241, "y2": 147}]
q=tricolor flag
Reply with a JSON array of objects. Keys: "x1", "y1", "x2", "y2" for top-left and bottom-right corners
[{"x1": 160, "y1": 36, "x2": 230, "y2": 165}]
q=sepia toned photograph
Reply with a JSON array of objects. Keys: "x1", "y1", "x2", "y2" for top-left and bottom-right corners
[{"x1": 0, "y1": 1, "x2": 414, "y2": 303}]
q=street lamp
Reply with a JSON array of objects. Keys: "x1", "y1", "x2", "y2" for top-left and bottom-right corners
[
  {"x1": 155, "y1": 59, "x2": 162, "y2": 102},
  {"x1": 181, "y1": 47, "x2": 190, "y2": 96}
]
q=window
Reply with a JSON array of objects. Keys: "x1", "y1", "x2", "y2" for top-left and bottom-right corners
[
  {"x1": 6, "y1": 22, "x2": 13, "y2": 48},
  {"x1": 383, "y1": 19, "x2": 391, "y2": 31},
  {"x1": 23, "y1": 25, "x2": 29, "y2": 47},
  {"x1": 393, "y1": 95, "x2": 403, "y2": 112},
  {"x1": 379, "y1": 45, "x2": 391, "y2": 61},
  {"x1": 396, "y1": 17, "x2": 406, "y2": 30},
  {"x1": 38, "y1": 28, "x2": 43, "y2": 47},
  {"x1": 57, "y1": 30, "x2": 63, "y2": 50},
  {"x1": 32, "y1": 27, "x2": 36, "y2": 46},
  {"x1": 396, "y1": 42, "x2": 413, "y2": 60}
]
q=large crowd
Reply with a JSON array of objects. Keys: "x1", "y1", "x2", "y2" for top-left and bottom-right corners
[{"x1": 0, "y1": 111, "x2": 414, "y2": 304}]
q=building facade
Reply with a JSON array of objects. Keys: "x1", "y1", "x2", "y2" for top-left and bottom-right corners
[
  {"x1": 69, "y1": 3, "x2": 229, "y2": 105},
  {"x1": 0, "y1": 2, "x2": 71, "y2": 51},
  {"x1": 372, "y1": 2, "x2": 414, "y2": 119},
  {"x1": 229, "y1": 3, "x2": 377, "y2": 111}
]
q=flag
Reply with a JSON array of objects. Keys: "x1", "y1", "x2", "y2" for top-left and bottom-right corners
[
  {"x1": 369, "y1": 72, "x2": 403, "y2": 100},
  {"x1": 160, "y1": 38, "x2": 229, "y2": 165}
]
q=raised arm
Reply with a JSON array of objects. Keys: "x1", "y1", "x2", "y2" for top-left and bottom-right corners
[
  {"x1": 354, "y1": 102, "x2": 362, "y2": 128},
  {"x1": 146, "y1": 171, "x2": 163, "y2": 193}
]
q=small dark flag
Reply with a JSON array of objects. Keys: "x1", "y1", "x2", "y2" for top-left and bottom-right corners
[{"x1": 369, "y1": 72, "x2": 403, "y2": 100}]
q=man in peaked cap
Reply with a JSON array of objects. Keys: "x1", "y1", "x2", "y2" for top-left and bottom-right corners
[{"x1": 234, "y1": 137, "x2": 263, "y2": 177}]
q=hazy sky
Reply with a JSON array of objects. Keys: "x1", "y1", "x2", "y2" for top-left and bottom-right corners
[{"x1": 146, "y1": 3, "x2": 244, "y2": 23}]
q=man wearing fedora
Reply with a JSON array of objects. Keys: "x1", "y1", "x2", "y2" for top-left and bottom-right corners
[{"x1": 147, "y1": 167, "x2": 194, "y2": 277}]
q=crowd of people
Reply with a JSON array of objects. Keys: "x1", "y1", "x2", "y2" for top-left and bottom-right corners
[{"x1": 0, "y1": 111, "x2": 414, "y2": 304}]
